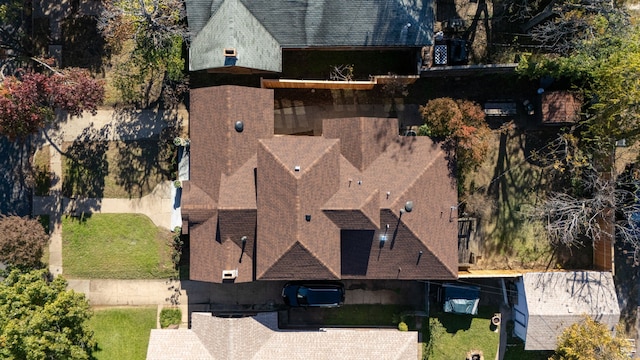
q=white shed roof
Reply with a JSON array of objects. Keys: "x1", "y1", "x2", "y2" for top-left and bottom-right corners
[{"x1": 521, "y1": 271, "x2": 620, "y2": 350}]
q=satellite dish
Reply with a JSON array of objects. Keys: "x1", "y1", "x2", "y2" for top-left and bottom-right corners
[{"x1": 404, "y1": 201, "x2": 413, "y2": 212}]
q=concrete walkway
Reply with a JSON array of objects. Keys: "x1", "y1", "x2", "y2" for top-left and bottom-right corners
[{"x1": 33, "y1": 108, "x2": 187, "y2": 277}]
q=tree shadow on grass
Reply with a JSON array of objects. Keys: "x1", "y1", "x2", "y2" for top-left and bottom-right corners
[
  {"x1": 114, "y1": 134, "x2": 177, "y2": 198},
  {"x1": 61, "y1": 125, "x2": 110, "y2": 199},
  {"x1": 112, "y1": 108, "x2": 182, "y2": 198},
  {"x1": 482, "y1": 129, "x2": 554, "y2": 264},
  {"x1": 61, "y1": 16, "x2": 108, "y2": 72}
]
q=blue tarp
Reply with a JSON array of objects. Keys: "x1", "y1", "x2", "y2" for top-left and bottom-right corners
[{"x1": 443, "y1": 283, "x2": 480, "y2": 315}]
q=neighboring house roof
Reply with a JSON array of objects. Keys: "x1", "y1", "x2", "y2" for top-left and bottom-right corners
[
  {"x1": 146, "y1": 312, "x2": 418, "y2": 360},
  {"x1": 182, "y1": 85, "x2": 458, "y2": 283},
  {"x1": 186, "y1": 0, "x2": 434, "y2": 72},
  {"x1": 541, "y1": 91, "x2": 582, "y2": 125},
  {"x1": 518, "y1": 271, "x2": 620, "y2": 351}
]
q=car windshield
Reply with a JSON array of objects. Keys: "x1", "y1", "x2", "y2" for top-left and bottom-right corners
[{"x1": 297, "y1": 287, "x2": 309, "y2": 305}]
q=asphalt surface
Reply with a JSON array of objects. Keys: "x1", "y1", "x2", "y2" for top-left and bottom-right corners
[{"x1": 0, "y1": 137, "x2": 32, "y2": 216}]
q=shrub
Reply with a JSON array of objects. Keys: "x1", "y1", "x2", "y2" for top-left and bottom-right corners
[
  {"x1": 398, "y1": 321, "x2": 408, "y2": 331},
  {"x1": 424, "y1": 318, "x2": 446, "y2": 359},
  {"x1": 173, "y1": 180, "x2": 182, "y2": 188},
  {"x1": 0, "y1": 215, "x2": 49, "y2": 269},
  {"x1": 159, "y1": 308, "x2": 182, "y2": 328},
  {"x1": 169, "y1": 228, "x2": 183, "y2": 267}
]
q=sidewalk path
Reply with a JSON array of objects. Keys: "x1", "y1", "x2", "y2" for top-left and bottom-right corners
[
  {"x1": 33, "y1": 108, "x2": 187, "y2": 277},
  {"x1": 67, "y1": 279, "x2": 184, "y2": 306},
  {"x1": 33, "y1": 181, "x2": 174, "y2": 230}
]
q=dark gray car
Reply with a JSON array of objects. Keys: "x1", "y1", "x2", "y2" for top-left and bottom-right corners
[{"x1": 282, "y1": 282, "x2": 345, "y2": 308}]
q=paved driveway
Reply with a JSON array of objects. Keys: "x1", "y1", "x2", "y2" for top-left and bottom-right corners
[{"x1": 0, "y1": 138, "x2": 32, "y2": 216}]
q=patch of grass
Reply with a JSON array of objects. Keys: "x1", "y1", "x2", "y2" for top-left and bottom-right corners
[
  {"x1": 33, "y1": 145, "x2": 51, "y2": 196},
  {"x1": 463, "y1": 129, "x2": 558, "y2": 269},
  {"x1": 62, "y1": 139, "x2": 175, "y2": 199},
  {"x1": 323, "y1": 304, "x2": 413, "y2": 326},
  {"x1": 38, "y1": 214, "x2": 50, "y2": 234},
  {"x1": 39, "y1": 215, "x2": 51, "y2": 265},
  {"x1": 62, "y1": 214, "x2": 177, "y2": 279},
  {"x1": 88, "y1": 307, "x2": 156, "y2": 360},
  {"x1": 503, "y1": 339, "x2": 553, "y2": 360},
  {"x1": 159, "y1": 308, "x2": 182, "y2": 328},
  {"x1": 427, "y1": 309, "x2": 500, "y2": 360}
]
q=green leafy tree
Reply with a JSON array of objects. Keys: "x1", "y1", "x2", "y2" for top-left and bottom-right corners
[
  {"x1": 551, "y1": 315, "x2": 632, "y2": 360},
  {"x1": 98, "y1": 0, "x2": 189, "y2": 107},
  {"x1": 419, "y1": 97, "x2": 491, "y2": 190},
  {"x1": 518, "y1": 23, "x2": 640, "y2": 150},
  {"x1": 0, "y1": 0, "x2": 31, "y2": 57},
  {"x1": 518, "y1": 19, "x2": 640, "y2": 257},
  {"x1": 0, "y1": 270, "x2": 96, "y2": 359},
  {"x1": 0, "y1": 215, "x2": 49, "y2": 269}
]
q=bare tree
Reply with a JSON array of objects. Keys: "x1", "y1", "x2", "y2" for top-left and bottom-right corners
[
  {"x1": 97, "y1": 0, "x2": 189, "y2": 107},
  {"x1": 528, "y1": 0, "x2": 628, "y2": 54},
  {"x1": 528, "y1": 167, "x2": 640, "y2": 263},
  {"x1": 329, "y1": 64, "x2": 354, "y2": 81},
  {"x1": 97, "y1": 0, "x2": 189, "y2": 49}
]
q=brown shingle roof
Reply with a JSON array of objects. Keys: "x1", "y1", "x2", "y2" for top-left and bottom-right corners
[
  {"x1": 541, "y1": 91, "x2": 582, "y2": 125},
  {"x1": 183, "y1": 85, "x2": 458, "y2": 283},
  {"x1": 256, "y1": 137, "x2": 342, "y2": 280}
]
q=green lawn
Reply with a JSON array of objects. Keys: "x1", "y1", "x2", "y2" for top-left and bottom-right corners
[
  {"x1": 63, "y1": 214, "x2": 177, "y2": 279},
  {"x1": 427, "y1": 309, "x2": 500, "y2": 360},
  {"x1": 503, "y1": 341, "x2": 553, "y2": 360},
  {"x1": 33, "y1": 145, "x2": 51, "y2": 196},
  {"x1": 88, "y1": 307, "x2": 156, "y2": 360},
  {"x1": 323, "y1": 304, "x2": 413, "y2": 327}
]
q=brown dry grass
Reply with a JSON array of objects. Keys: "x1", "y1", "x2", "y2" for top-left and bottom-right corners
[{"x1": 462, "y1": 126, "x2": 592, "y2": 271}]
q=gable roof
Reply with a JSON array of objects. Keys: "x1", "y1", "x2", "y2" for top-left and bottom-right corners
[
  {"x1": 186, "y1": 0, "x2": 434, "y2": 71},
  {"x1": 189, "y1": 0, "x2": 282, "y2": 72},
  {"x1": 147, "y1": 312, "x2": 418, "y2": 360},
  {"x1": 182, "y1": 85, "x2": 458, "y2": 283},
  {"x1": 520, "y1": 271, "x2": 620, "y2": 351}
]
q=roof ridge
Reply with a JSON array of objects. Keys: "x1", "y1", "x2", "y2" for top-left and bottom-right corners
[
  {"x1": 391, "y1": 147, "x2": 444, "y2": 210},
  {"x1": 297, "y1": 139, "x2": 340, "y2": 177},
  {"x1": 294, "y1": 240, "x2": 341, "y2": 279}
]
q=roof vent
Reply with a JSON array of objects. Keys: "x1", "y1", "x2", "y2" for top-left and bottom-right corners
[
  {"x1": 222, "y1": 269, "x2": 238, "y2": 280},
  {"x1": 224, "y1": 48, "x2": 237, "y2": 57},
  {"x1": 294, "y1": 165, "x2": 300, "y2": 172},
  {"x1": 235, "y1": 121, "x2": 244, "y2": 132},
  {"x1": 404, "y1": 201, "x2": 414, "y2": 212}
]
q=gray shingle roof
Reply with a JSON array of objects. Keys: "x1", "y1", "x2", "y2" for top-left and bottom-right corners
[
  {"x1": 186, "y1": 0, "x2": 434, "y2": 71},
  {"x1": 189, "y1": 0, "x2": 282, "y2": 72},
  {"x1": 147, "y1": 312, "x2": 419, "y2": 360},
  {"x1": 519, "y1": 271, "x2": 620, "y2": 351}
]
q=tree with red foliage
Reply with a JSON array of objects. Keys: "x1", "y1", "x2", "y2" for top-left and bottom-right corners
[
  {"x1": 0, "y1": 66, "x2": 104, "y2": 139},
  {"x1": 0, "y1": 215, "x2": 49, "y2": 269},
  {"x1": 419, "y1": 98, "x2": 491, "y2": 189}
]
